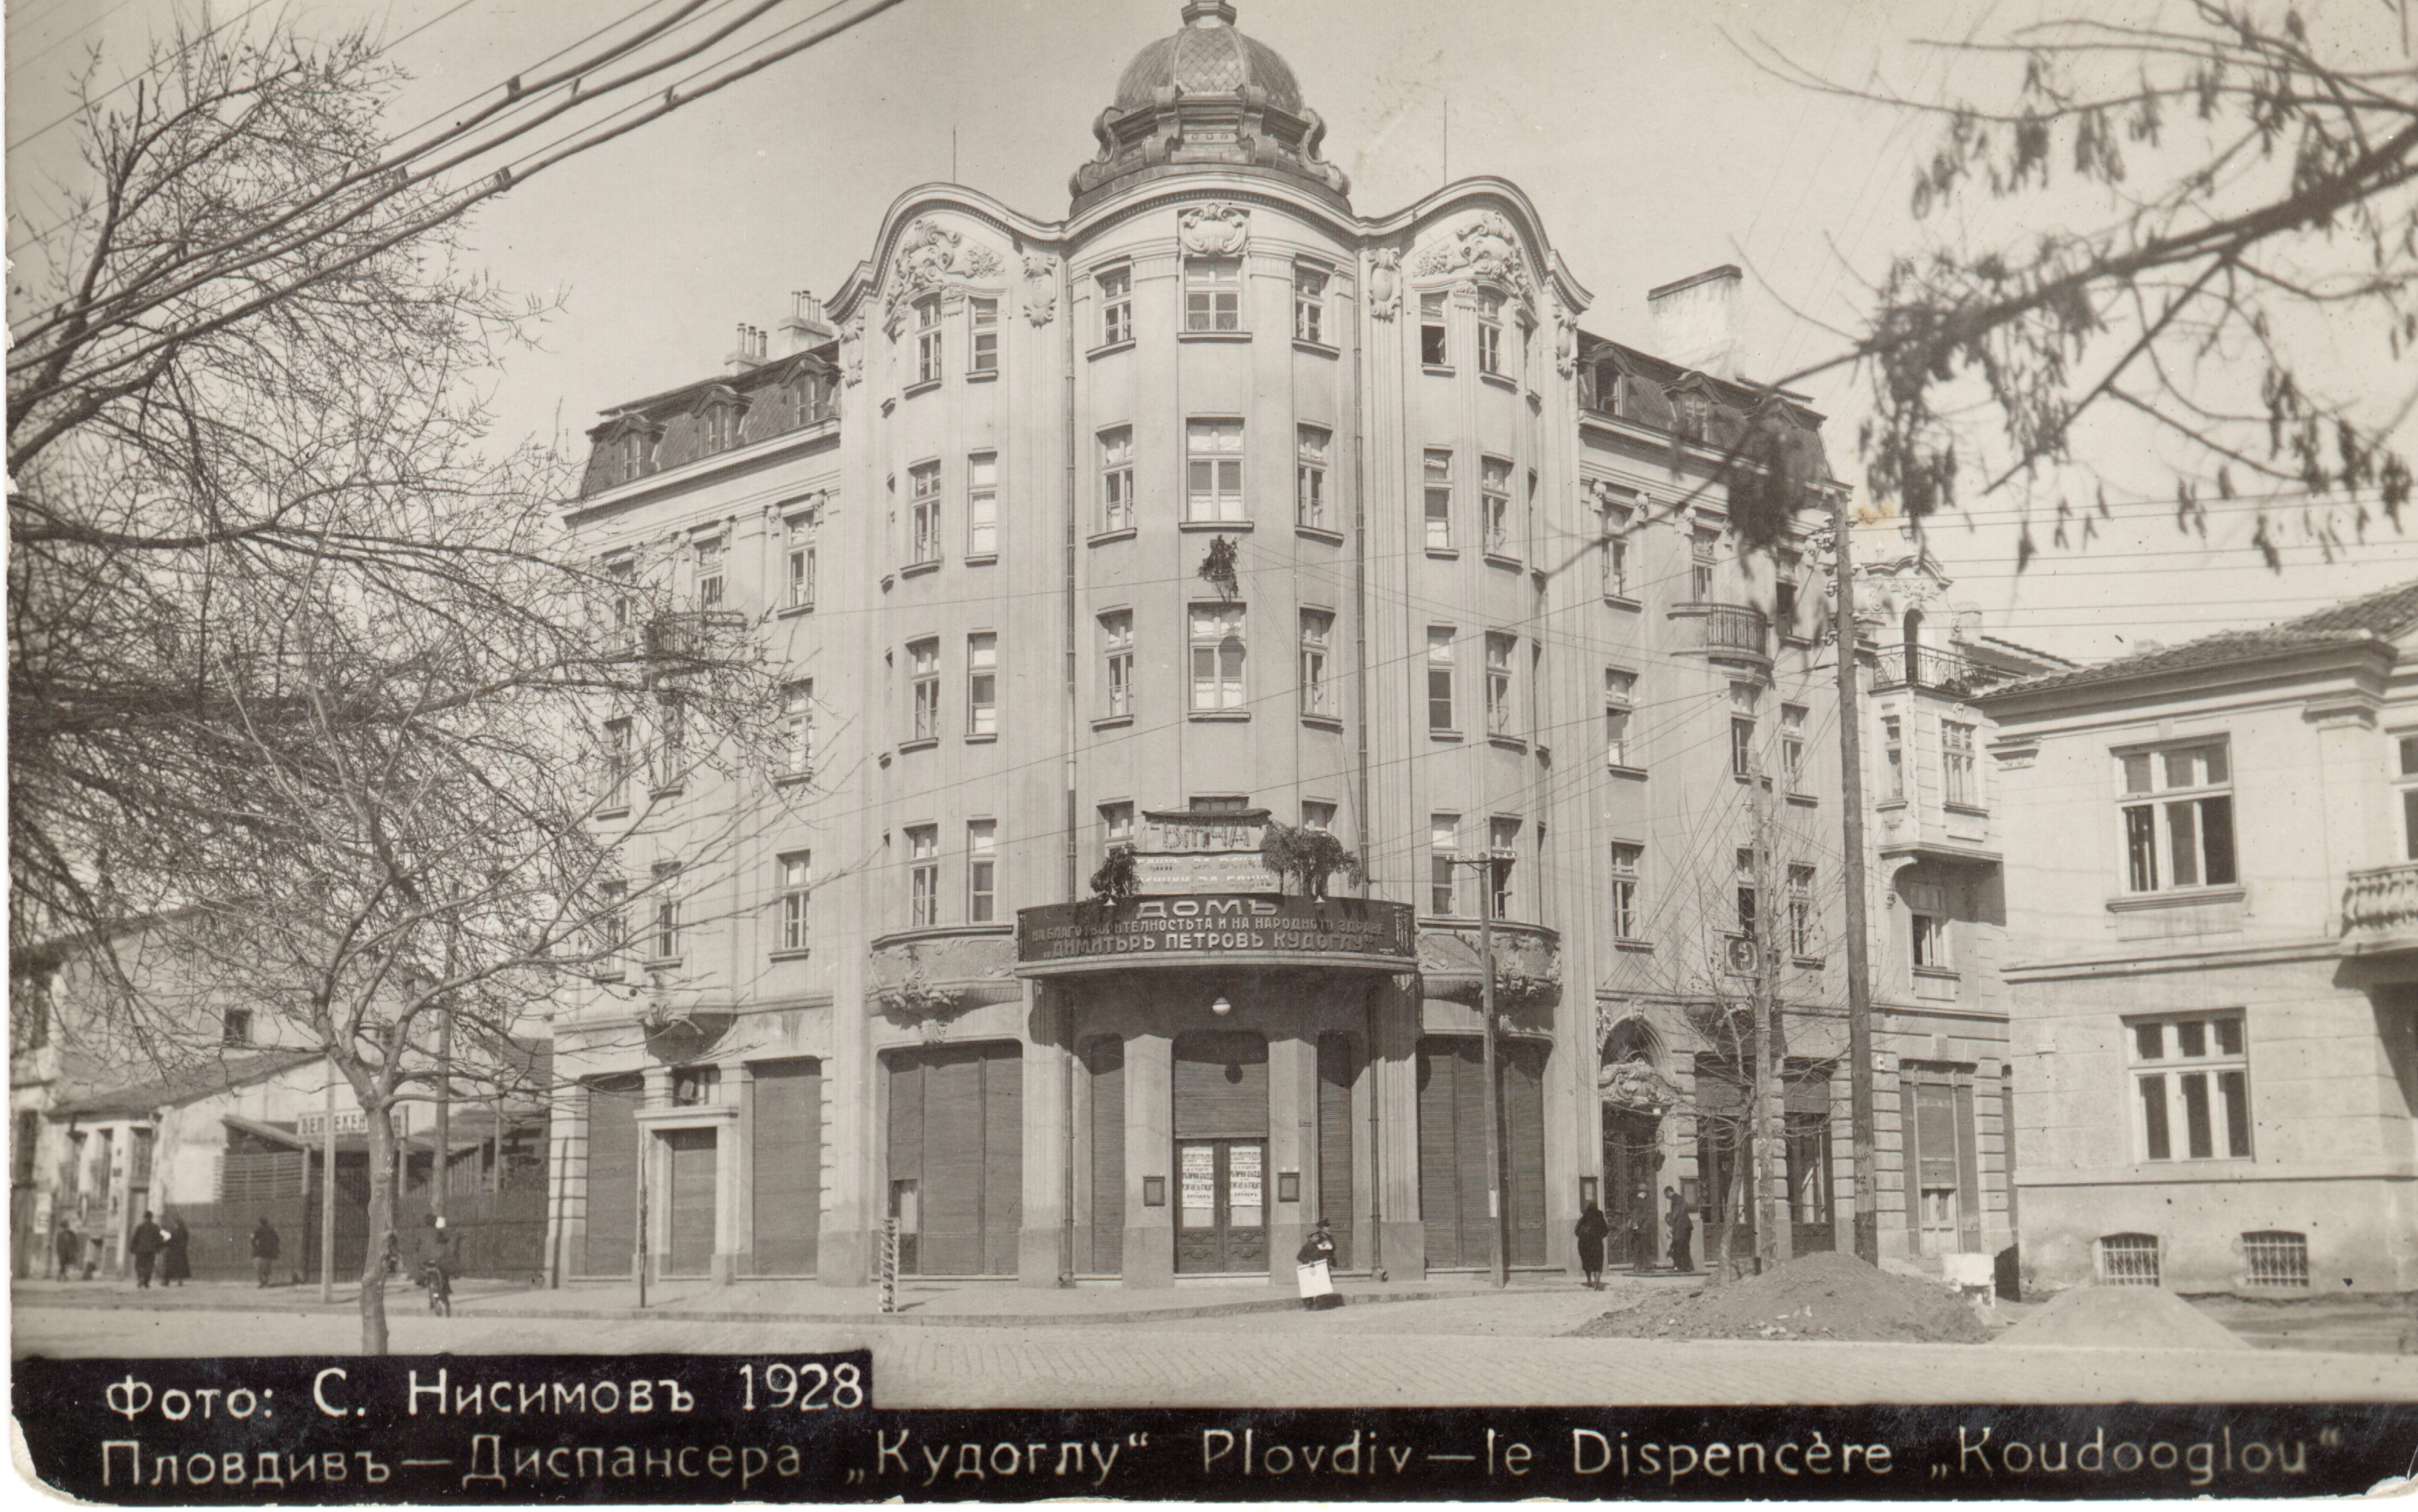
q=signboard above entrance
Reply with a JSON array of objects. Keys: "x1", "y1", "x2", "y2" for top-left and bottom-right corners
[
  {"x1": 1016, "y1": 894, "x2": 1416, "y2": 974},
  {"x1": 1128, "y1": 805, "x2": 1281, "y2": 895}
]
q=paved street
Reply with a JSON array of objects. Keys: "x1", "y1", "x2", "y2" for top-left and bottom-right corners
[{"x1": 16, "y1": 1280, "x2": 2416, "y2": 1407}]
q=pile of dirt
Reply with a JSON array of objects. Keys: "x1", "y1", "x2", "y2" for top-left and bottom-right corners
[
  {"x1": 1571, "y1": 1251, "x2": 1992, "y2": 1345},
  {"x1": 1994, "y1": 1287, "x2": 2249, "y2": 1351}
]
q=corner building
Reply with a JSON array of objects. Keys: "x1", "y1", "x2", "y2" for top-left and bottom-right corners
[{"x1": 550, "y1": 2, "x2": 1878, "y2": 1289}]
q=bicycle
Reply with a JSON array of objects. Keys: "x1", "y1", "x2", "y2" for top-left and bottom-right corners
[{"x1": 420, "y1": 1262, "x2": 452, "y2": 1317}]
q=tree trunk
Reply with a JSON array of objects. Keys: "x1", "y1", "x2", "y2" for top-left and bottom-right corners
[{"x1": 358, "y1": 1099, "x2": 394, "y2": 1356}]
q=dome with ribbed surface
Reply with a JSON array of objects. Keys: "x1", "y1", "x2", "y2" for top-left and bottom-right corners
[{"x1": 1114, "y1": 4, "x2": 1302, "y2": 113}]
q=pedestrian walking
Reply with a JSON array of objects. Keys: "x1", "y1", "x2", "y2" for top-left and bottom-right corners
[
  {"x1": 128, "y1": 1210, "x2": 165, "y2": 1288},
  {"x1": 1295, "y1": 1218, "x2": 1339, "y2": 1310},
  {"x1": 1625, "y1": 1190, "x2": 1654, "y2": 1275},
  {"x1": 1573, "y1": 1201, "x2": 1608, "y2": 1288},
  {"x1": 159, "y1": 1211, "x2": 191, "y2": 1286},
  {"x1": 250, "y1": 1218, "x2": 282, "y2": 1288},
  {"x1": 52, "y1": 1223, "x2": 79, "y2": 1281},
  {"x1": 1665, "y1": 1185, "x2": 1694, "y2": 1273}
]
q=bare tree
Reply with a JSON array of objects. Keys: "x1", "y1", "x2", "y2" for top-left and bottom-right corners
[{"x1": 1728, "y1": 0, "x2": 2414, "y2": 559}]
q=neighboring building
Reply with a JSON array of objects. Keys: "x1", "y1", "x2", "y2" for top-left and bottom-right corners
[
  {"x1": 1977, "y1": 579, "x2": 2418, "y2": 1295},
  {"x1": 550, "y1": 1, "x2": 2011, "y2": 1290}
]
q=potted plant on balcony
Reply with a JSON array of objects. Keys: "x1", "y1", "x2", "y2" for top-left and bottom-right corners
[{"x1": 1259, "y1": 822, "x2": 1360, "y2": 900}]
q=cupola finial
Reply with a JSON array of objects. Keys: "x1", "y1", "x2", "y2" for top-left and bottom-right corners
[{"x1": 1182, "y1": 1, "x2": 1236, "y2": 26}]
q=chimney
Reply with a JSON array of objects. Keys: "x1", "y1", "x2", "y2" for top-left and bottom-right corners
[
  {"x1": 1646, "y1": 264, "x2": 1743, "y2": 382},
  {"x1": 725, "y1": 323, "x2": 770, "y2": 375},
  {"x1": 778, "y1": 290, "x2": 836, "y2": 356}
]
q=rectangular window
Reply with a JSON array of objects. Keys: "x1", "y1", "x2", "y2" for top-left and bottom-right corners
[
  {"x1": 782, "y1": 679, "x2": 814, "y2": 778},
  {"x1": 2128, "y1": 1012, "x2": 2251, "y2": 1161},
  {"x1": 1909, "y1": 899, "x2": 1949, "y2": 970},
  {"x1": 1485, "y1": 631, "x2": 1516, "y2": 736},
  {"x1": 1480, "y1": 457, "x2": 1512, "y2": 553},
  {"x1": 1419, "y1": 290, "x2": 1448, "y2": 366},
  {"x1": 1188, "y1": 603, "x2": 1246, "y2": 710},
  {"x1": 914, "y1": 296, "x2": 942, "y2": 384},
  {"x1": 966, "y1": 453, "x2": 998, "y2": 556},
  {"x1": 1782, "y1": 704, "x2": 1808, "y2": 793},
  {"x1": 1296, "y1": 425, "x2": 1330, "y2": 529},
  {"x1": 1599, "y1": 500, "x2": 1631, "y2": 597},
  {"x1": 1293, "y1": 264, "x2": 1328, "y2": 344},
  {"x1": 655, "y1": 696, "x2": 686, "y2": 790},
  {"x1": 1185, "y1": 257, "x2": 1241, "y2": 331},
  {"x1": 1735, "y1": 847, "x2": 1759, "y2": 939},
  {"x1": 1788, "y1": 863, "x2": 1816, "y2": 959},
  {"x1": 907, "y1": 825, "x2": 939, "y2": 927},
  {"x1": 1299, "y1": 610, "x2": 1333, "y2": 719},
  {"x1": 1609, "y1": 843, "x2": 1643, "y2": 940},
  {"x1": 1186, "y1": 419, "x2": 1245, "y2": 521},
  {"x1": 909, "y1": 639, "x2": 941, "y2": 742},
  {"x1": 2119, "y1": 742, "x2": 2237, "y2": 892},
  {"x1": 1604, "y1": 669, "x2": 1636, "y2": 767},
  {"x1": 222, "y1": 1008, "x2": 252, "y2": 1047},
  {"x1": 651, "y1": 861, "x2": 682, "y2": 961},
  {"x1": 1098, "y1": 266, "x2": 1132, "y2": 346},
  {"x1": 694, "y1": 536, "x2": 725, "y2": 609},
  {"x1": 966, "y1": 633, "x2": 998, "y2": 736},
  {"x1": 1100, "y1": 802, "x2": 1134, "y2": 855},
  {"x1": 1426, "y1": 626, "x2": 1456, "y2": 731},
  {"x1": 1100, "y1": 611, "x2": 1134, "y2": 719},
  {"x1": 705, "y1": 402, "x2": 739, "y2": 453},
  {"x1": 1476, "y1": 292, "x2": 1504, "y2": 375},
  {"x1": 1944, "y1": 721, "x2": 1976, "y2": 807},
  {"x1": 969, "y1": 296, "x2": 999, "y2": 374},
  {"x1": 909, "y1": 461, "x2": 942, "y2": 564},
  {"x1": 1731, "y1": 717, "x2": 1757, "y2": 779},
  {"x1": 1099, "y1": 427, "x2": 1134, "y2": 533},
  {"x1": 967, "y1": 820, "x2": 997, "y2": 922},
  {"x1": 1776, "y1": 552, "x2": 1802, "y2": 632},
  {"x1": 1691, "y1": 526, "x2": 1718, "y2": 601},
  {"x1": 777, "y1": 851, "x2": 811, "y2": 953},
  {"x1": 1430, "y1": 814, "x2": 1460, "y2": 915},
  {"x1": 1302, "y1": 800, "x2": 1337, "y2": 833},
  {"x1": 1423, "y1": 449, "x2": 1453, "y2": 549},
  {"x1": 1488, "y1": 816, "x2": 1519, "y2": 919},
  {"x1": 602, "y1": 717, "x2": 633, "y2": 807},
  {"x1": 593, "y1": 879, "x2": 627, "y2": 976},
  {"x1": 604, "y1": 556, "x2": 636, "y2": 648},
  {"x1": 785, "y1": 510, "x2": 818, "y2": 609},
  {"x1": 1883, "y1": 716, "x2": 1905, "y2": 800}
]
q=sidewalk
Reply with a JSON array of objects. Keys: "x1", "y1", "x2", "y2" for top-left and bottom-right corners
[{"x1": 11, "y1": 1268, "x2": 1691, "y2": 1330}]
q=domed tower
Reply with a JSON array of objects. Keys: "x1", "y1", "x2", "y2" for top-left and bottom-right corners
[{"x1": 1070, "y1": 0, "x2": 1350, "y2": 210}]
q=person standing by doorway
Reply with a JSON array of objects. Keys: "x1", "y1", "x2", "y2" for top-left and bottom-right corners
[
  {"x1": 127, "y1": 1210, "x2": 164, "y2": 1288},
  {"x1": 1665, "y1": 1185, "x2": 1694, "y2": 1273},
  {"x1": 1573, "y1": 1202, "x2": 1608, "y2": 1289},
  {"x1": 1625, "y1": 1190, "x2": 1655, "y2": 1275}
]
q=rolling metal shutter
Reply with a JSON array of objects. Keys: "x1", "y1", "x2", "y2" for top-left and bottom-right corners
[
  {"x1": 981, "y1": 1047, "x2": 1022, "y2": 1277},
  {"x1": 664, "y1": 1128, "x2": 716, "y2": 1276},
  {"x1": 1316, "y1": 1033, "x2": 1356, "y2": 1268},
  {"x1": 1417, "y1": 1036, "x2": 1548, "y2": 1268},
  {"x1": 1503, "y1": 1039, "x2": 1547, "y2": 1266},
  {"x1": 886, "y1": 1043, "x2": 1022, "y2": 1276},
  {"x1": 1173, "y1": 1032, "x2": 1268, "y2": 1136},
  {"x1": 580, "y1": 1076, "x2": 643, "y2": 1277},
  {"x1": 748, "y1": 1058, "x2": 821, "y2": 1275},
  {"x1": 1085, "y1": 1037, "x2": 1124, "y2": 1274}
]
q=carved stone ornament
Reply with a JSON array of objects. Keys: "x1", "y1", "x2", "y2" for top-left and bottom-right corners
[
  {"x1": 1367, "y1": 247, "x2": 1402, "y2": 321},
  {"x1": 1416, "y1": 210, "x2": 1529, "y2": 296},
  {"x1": 888, "y1": 218, "x2": 1005, "y2": 310},
  {"x1": 1599, "y1": 1057, "x2": 1678, "y2": 1115},
  {"x1": 841, "y1": 316, "x2": 864, "y2": 387},
  {"x1": 1022, "y1": 255, "x2": 1058, "y2": 327},
  {"x1": 1556, "y1": 312, "x2": 1578, "y2": 377},
  {"x1": 1177, "y1": 202, "x2": 1250, "y2": 259}
]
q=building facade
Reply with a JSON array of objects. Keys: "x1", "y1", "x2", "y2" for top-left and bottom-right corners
[
  {"x1": 1979, "y1": 580, "x2": 2418, "y2": 1295},
  {"x1": 547, "y1": 2, "x2": 2000, "y2": 1290}
]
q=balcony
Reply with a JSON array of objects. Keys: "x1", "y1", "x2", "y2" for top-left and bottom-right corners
[
  {"x1": 1665, "y1": 602, "x2": 1770, "y2": 667},
  {"x1": 1872, "y1": 645, "x2": 2019, "y2": 698},
  {"x1": 2342, "y1": 862, "x2": 2418, "y2": 955}
]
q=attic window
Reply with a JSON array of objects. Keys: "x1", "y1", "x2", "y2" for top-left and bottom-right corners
[
  {"x1": 703, "y1": 398, "x2": 743, "y2": 453},
  {"x1": 616, "y1": 427, "x2": 656, "y2": 484}
]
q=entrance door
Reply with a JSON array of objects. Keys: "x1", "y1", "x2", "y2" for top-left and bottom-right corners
[
  {"x1": 1175, "y1": 1138, "x2": 1266, "y2": 1273},
  {"x1": 663, "y1": 1128, "x2": 716, "y2": 1277},
  {"x1": 1603, "y1": 1105, "x2": 1659, "y2": 1256}
]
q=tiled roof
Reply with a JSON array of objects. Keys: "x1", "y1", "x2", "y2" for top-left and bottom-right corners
[
  {"x1": 1980, "y1": 577, "x2": 2418, "y2": 699},
  {"x1": 48, "y1": 1050, "x2": 321, "y2": 1119}
]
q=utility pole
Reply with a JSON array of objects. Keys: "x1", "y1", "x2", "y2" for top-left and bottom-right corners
[
  {"x1": 319, "y1": 1058, "x2": 337, "y2": 1303},
  {"x1": 1451, "y1": 851, "x2": 1509, "y2": 1288},
  {"x1": 1831, "y1": 486, "x2": 1880, "y2": 1264}
]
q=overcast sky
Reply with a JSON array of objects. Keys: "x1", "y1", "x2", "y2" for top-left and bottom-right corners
[{"x1": 11, "y1": 0, "x2": 2411, "y2": 661}]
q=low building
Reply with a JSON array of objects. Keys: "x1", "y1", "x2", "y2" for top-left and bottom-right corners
[{"x1": 1977, "y1": 579, "x2": 2418, "y2": 1295}]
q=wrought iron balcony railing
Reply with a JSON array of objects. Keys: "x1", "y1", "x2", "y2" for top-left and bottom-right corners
[
  {"x1": 1666, "y1": 602, "x2": 1771, "y2": 662},
  {"x1": 1872, "y1": 646, "x2": 2019, "y2": 697}
]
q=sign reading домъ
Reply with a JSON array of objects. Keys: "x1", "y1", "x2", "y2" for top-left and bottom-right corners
[{"x1": 1016, "y1": 894, "x2": 1415, "y2": 970}]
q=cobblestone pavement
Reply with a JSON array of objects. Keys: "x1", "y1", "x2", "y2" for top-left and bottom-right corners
[{"x1": 15, "y1": 1297, "x2": 2415, "y2": 1407}]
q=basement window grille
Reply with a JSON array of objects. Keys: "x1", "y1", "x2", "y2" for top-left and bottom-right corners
[
  {"x1": 2099, "y1": 1232, "x2": 2162, "y2": 1287},
  {"x1": 2242, "y1": 1230, "x2": 2308, "y2": 1288}
]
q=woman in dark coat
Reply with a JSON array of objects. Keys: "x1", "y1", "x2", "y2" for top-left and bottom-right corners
[
  {"x1": 159, "y1": 1211, "x2": 192, "y2": 1286},
  {"x1": 1665, "y1": 1186, "x2": 1695, "y2": 1273},
  {"x1": 1573, "y1": 1202, "x2": 1608, "y2": 1289},
  {"x1": 1625, "y1": 1190, "x2": 1655, "y2": 1273}
]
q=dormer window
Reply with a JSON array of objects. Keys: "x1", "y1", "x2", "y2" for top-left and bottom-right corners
[
  {"x1": 615, "y1": 426, "x2": 656, "y2": 484},
  {"x1": 789, "y1": 369, "x2": 834, "y2": 427},
  {"x1": 702, "y1": 397, "x2": 742, "y2": 454}
]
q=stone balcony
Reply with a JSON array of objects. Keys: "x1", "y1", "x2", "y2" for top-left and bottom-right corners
[{"x1": 2342, "y1": 862, "x2": 2418, "y2": 955}]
